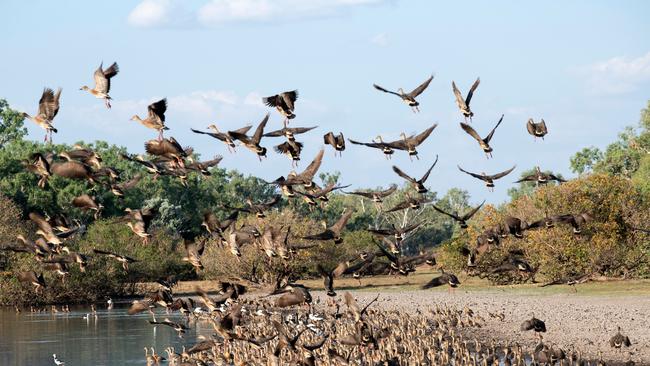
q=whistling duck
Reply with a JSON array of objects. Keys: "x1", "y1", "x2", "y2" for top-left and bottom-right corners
[
  {"x1": 29, "y1": 212, "x2": 63, "y2": 245},
  {"x1": 323, "y1": 132, "x2": 345, "y2": 156},
  {"x1": 23, "y1": 153, "x2": 51, "y2": 188},
  {"x1": 145, "y1": 137, "x2": 189, "y2": 168},
  {"x1": 392, "y1": 155, "x2": 438, "y2": 193},
  {"x1": 527, "y1": 118, "x2": 548, "y2": 140},
  {"x1": 110, "y1": 174, "x2": 142, "y2": 197},
  {"x1": 302, "y1": 209, "x2": 353, "y2": 244},
  {"x1": 72, "y1": 194, "x2": 103, "y2": 219},
  {"x1": 80, "y1": 62, "x2": 119, "y2": 108},
  {"x1": 422, "y1": 269, "x2": 460, "y2": 289},
  {"x1": 452, "y1": 77, "x2": 480, "y2": 122},
  {"x1": 16, "y1": 271, "x2": 46, "y2": 293},
  {"x1": 385, "y1": 194, "x2": 433, "y2": 212},
  {"x1": 457, "y1": 165, "x2": 516, "y2": 191},
  {"x1": 388, "y1": 123, "x2": 438, "y2": 160},
  {"x1": 344, "y1": 184, "x2": 397, "y2": 204},
  {"x1": 348, "y1": 135, "x2": 395, "y2": 159},
  {"x1": 191, "y1": 124, "x2": 252, "y2": 153},
  {"x1": 373, "y1": 75, "x2": 434, "y2": 112},
  {"x1": 610, "y1": 326, "x2": 632, "y2": 349},
  {"x1": 226, "y1": 195, "x2": 281, "y2": 218},
  {"x1": 182, "y1": 237, "x2": 205, "y2": 271},
  {"x1": 367, "y1": 221, "x2": 422, "y2": 241},
  {"x1": 274, "y1": 140, "x2": 303, "y2": 166},
  {"x1": 228, "y1": 113, "x2": 269, "y2": 161},
  {"x1": 520, "y1": 314, "x2": 546, "y2": 332},
  {"x1": 460, "y1": 114, "x2": 504, "y2": 158},
  {"x1": 431, "y1": 200, "x2": 485, "y2": 229},
  {"x1": 62, "y1": 145, "x2": 103, "y2": 169},
  {"x1": 124, "y1": 207, "x2": 156, "y2": 244},
  {"x1": 264, "y1": 122, "x2": 317, "y2": 142},
  {"x1": 50, "y1": 154, "x2": 97, "y2": 184},
  {"x1": 131, "y1": 99, "x2": 168, "y2": 140},
  {"x1": 515, "y1": 166, "x2": 566, "y2": 186},
  {"x1": 263, "y1": 90, "x2": 298, "y2": 122},
  {"x1": 22, "y1": 87, "x2": 61, "y2": 142}
]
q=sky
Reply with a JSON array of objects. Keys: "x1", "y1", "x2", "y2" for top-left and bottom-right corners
[{"x1": 1, "y1": 0, "x2": 649, "y2": 204}]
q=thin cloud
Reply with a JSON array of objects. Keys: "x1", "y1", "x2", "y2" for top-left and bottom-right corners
[
  {"x1": 197, "y1": 0, "x2": 386, "y2": 26},
  {"x1": 370, "y1": 32, "x2": 388, "y2": 47},
  {"x1": 580, "y1": 51, "x2": 650, "y2": 95},
  {"x1": 127, "y1": 0, "x2": 172, "y2": 27}
]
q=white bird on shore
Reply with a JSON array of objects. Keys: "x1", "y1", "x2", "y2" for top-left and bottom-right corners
[
  {"x1": 53, "y1": 353, "x2": 65, "y2": 365},
  {"x1": 107, "y1": 298, "x2": 113, "y2": 309}
]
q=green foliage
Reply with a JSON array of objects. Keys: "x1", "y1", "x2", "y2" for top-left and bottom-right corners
[
  {"x1": 507, "y1": 167, "x2": 564, "y2": 201},
  {"x1": 0, "y1": 99, "x2": 27, "y2": 148}
]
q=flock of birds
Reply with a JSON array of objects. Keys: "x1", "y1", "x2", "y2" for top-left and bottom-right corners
[{"x1": 2, "y1": 63, "x2": 636, "y2": 365}]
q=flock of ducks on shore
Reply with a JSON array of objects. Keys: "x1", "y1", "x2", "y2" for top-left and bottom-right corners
[{"x1": 2, "y1": 63, "x2": 639, "y2": 365}]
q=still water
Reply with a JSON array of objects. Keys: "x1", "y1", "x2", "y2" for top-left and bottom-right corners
[{"x1": 0, "y1": 304, "x2": 211, "y2": 366}]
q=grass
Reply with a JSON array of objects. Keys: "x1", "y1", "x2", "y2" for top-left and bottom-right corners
[{"x1": 138, "y1": 267, "x2": 650, "y2": 297}]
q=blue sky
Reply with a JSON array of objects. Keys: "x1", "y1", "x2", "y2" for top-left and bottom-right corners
[{"x1": 1, "y1": 0, "x2": 649, "y2": 204}]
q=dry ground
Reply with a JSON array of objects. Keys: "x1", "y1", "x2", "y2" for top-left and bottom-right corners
[{"x1": 155, "y1": 271, "x2": 650, "y2": 365}]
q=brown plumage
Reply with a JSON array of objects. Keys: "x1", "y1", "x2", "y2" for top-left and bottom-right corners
[
  {"x1": 124, "y1": 207, "x2": 156, "y2": 244},
  {"x1": 93, "y1": 248, "x2": 139, "y2": 271},
  {"x1": 29, "y1": 212, "x2": 62, "y2": 245},
  {"x1": 421, "y1": 269, "x2": 460, "y2": 289},
  {"x1": 392, "y1": 155, "x2": 438, "y2": 193},
  {"x1": 452, "y1": 77, "x2": 480, "y2": 122},
  {"x1": 182, "y1": 238, "x2": 205, "y2": 271},
  {"x1": 610, "y1": 326, "x2": 632, "y2": 348},
  {"x1": 50, "y1": 158, "x2": 96, "y2": 184},
  {"x1": 72, "y1": 194, "x2": 102, "y2": 219},
  {"x1": 263, "y1": 90, "x2": 298, "y2": 121},
  {"x1": 387, "y1": 123, "x2": 438, "y2": 160},
  {"x1": 460, "y1": 114, "x2": 504, "y2": 158},
  {"x1": 527, "y1": 118, "x2": 548, "y2": 140},
  {"x1": 16, "y1": 271, "x2": 46, "y2": 292},
  {"x1": 323, "y1": 132, "x2": 345, "y2": 156},
  {"x1": 131, "y1": 99, "x2": 168, "y2": 140},
  {"x1": 145, "y1": 137, "x2": 189, "y2": 168},
  {"x1": 191, "y1": 124, "x2": 252, "y2": 153},
  {"x1": 22, "y1": 87, "x2": 61, "y2": 142},
  {"x1": 348, "y1": 135, "x2": 396, "y2": 159},
  {"x1": 302, "y1": 209, "x2": 353, "y2": 244},
  {"x1": 80, "y1": 62, "x2": 119, "y2": 108},
  {"x1": 431, "y1": 200, "x2": 484, "y2": 229},
  {"x1": 515, "y1": 166, "x2": 566, "y2": 185},
  {"x1": 228, "y1": 113, "x2": 269, "y2": 161},
  {"x1": 373, "y1": 75, "x2": 434, "y2": 112},
  {"x1": 385, "y1": 194, "x2": 433, "y2": 213},
  {"x1": 274, "y1": 285, "x2": 312, "y2": 307},
  {"x1": 458, "y1": 165, "x2": 516, "y2": 191},
  {"x1": 344, "y1": 184, "x2": 397, "y2": 204}
]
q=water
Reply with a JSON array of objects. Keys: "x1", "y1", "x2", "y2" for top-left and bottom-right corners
[{"x1": 0, "y1": 304, "x2": 211, "y2": 366}]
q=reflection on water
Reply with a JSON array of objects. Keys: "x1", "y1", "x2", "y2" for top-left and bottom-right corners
[{"x1": 0, "y1": 304, "x2": 211, "y2": 366}]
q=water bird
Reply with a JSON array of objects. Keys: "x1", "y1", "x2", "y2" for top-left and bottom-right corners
[
  {"x1": 263, "y1": 90, "x2": 298, "y2": 122},
  {"x1": 53, "y1": 354, "x2": 65, "y2": 365},
  {"x1": 22, "y1": 87, "x2": 61, "y2": 143},
  {"x1": 610, "y1": 326, "x2": 632, "y2": 349},
  {"x1": 459, "y1": 114, "x2": 504, "y2": 158},
  {"x1": 130, "y1": 99, "x2": 168, "y2": 140},
  {"x1": 80, "y1": 62, "x2": 119, "y2": 108},
  {"x1": 527, "y1": 118, "x2": 548, "y2": 140},
  {"x1": 431, "y1": 200, "x2": 485, "y2": 229},
  {"x1": 323, "y1": 132, "x2": 345, "y2": 156},
  {"x1": 452, "y1": 77, "x2": 480, "y2": 122},
  {"x1": 373, "y1": 75, "x2": 434, "y2": 112},
  {"x1": 392, "y1": 155, "x2": 438, "y2": 193},
  {"x1": 302, "y1": 209, "x2": 353, "y2": 244},
  {"x1": 521, "y1": 315, "x2": 547, "y2": 332},
  {"x1": 457, "y1": 165, "x2": 516, "y2": 191},
  {"x1": 228, "y1": 113, "x2": 269, "y2": 161}
]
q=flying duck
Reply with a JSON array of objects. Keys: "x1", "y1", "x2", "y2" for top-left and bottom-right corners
[
  {"x1": 373, "y1": 75, "x2": 434, "y2": 112},
  {"x1": 422, "y1": 269, "x2": 460, "y2": 289},
  {"x1": 515, "y1": 166, "x2": 566, "y2": 185},
  {"x1": 392, "y1": 155, "x2": 438, "y2": 193},
  {"x1": 344, "y1": 184, "x2": 397, "y2": 204},
  {"x1": 228, "y1": 113, "x2": 269, "y2": 161},
  {"x1": 348, "y1": 136, "x2": 396, "y2": 159},
  {"x1": 130, "y1": 99, "x2": 168, "y2": 140},
  {"x1": 460, "y1": 114, "x2": 504, "y2": 158},
  {"x1": 388, "y1": 123, "x2": 438, "y2": 160},
  {"x1": 431, "y1": 200, "x2": 485, "y2": 229},
  {"x1": 527, "y1": 118, "x2": 548, "y2": 140},
  {"x1": 190, "y1": 124, "x2": 252, "y2": 153},
  {"x1": 323, "y1": 132, "x2": 345, "y2": 156},
  {"x1": 302, "y1": 209, "x2": 353, "y2": 244},
  {"x1": 385, "y1": 194, "x2": 433, "y2": 212},
  {"x1": 93, "y1": 249, "x2": 139, "y2": 271},
  {"x1": 452, "y1": 77, "x2": 480, "y2": 122},
  {"x1": 22, "y1": 87, "x2": 61, "y2": 143},
  {"x1": 457, "y1": 165, "x2": 516, "y2": 191},
  {"x1": 263, "y1": 90, "x2": 298, "y2": 122},
  {"x1": 80, "y1": 62, "x2": 119, "y2": 108}
]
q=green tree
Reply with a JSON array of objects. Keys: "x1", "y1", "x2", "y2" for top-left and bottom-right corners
[{"x1": 0, "y1": 99, "x2": 27, "y2": 148}]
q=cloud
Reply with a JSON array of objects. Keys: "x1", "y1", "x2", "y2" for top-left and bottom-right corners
[
  {"x1": 197, "y1": 0, "x2": 385, "y2": 25},
  {"x1": 370, "y1": 32, "x2": 388, "y2": 47},
  {"x1": 127, "y1": 0, "x2": 172, "y2": 27},
  {"x1": 581, "y1": 51, "x2": 650, "y2": 94}
]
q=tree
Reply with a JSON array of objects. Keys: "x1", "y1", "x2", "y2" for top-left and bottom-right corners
[{"x1": 0, "y1": 99, "x2": 27, "y2": 148}]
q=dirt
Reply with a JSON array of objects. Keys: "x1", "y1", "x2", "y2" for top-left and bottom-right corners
[{"x1": 309, "y1": 289, "x2": 649, "y2": 365}]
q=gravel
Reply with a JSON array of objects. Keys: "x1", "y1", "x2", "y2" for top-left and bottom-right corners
[{"x1": 312, "y1": 289, "x2": 650, "y2": 365}]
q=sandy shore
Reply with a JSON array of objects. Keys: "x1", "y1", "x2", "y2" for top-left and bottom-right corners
[{"x1": 309, "y1": 289, "x2": 649, "y2": 365}]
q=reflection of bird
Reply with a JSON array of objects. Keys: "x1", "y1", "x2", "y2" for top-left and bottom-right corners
[
  {"x1": 458, "y1": 165, "x2": 516, "y2": 191},
  {"x1": 373, "y1": 75, "x2": 434, "y2": 112},
  {"x1": 53, "y1": 354, "x2": 65, "y2": 366},
  {"x1": 452, "y1": 77, "x2": 480, "y2": 122},
  {"x1": 460, "y1": 114, "x2": 504, "y2": 158},
  {"x1": 80, "y1": 62, "x2": 119, "y2": 108},
  {"x1": 392, "y1": 155, "x2": 438, "y2": 193}
]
